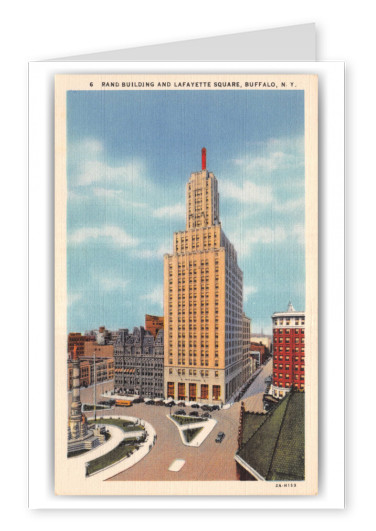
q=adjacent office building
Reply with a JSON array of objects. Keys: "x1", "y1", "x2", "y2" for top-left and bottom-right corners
[
  {"x1": 271, "y1": 302, "x2": 305, "y2": 399},
  {"x1": 145, "y1": 314, "x2": 164, "y2": 339},
  {"x1": 67, "y1": 332, "x2": 95, "y2": 357},
  {"x1": 242, "y1": 313, "x2": 253, "y2": 385},
  {"x1": 67, "y1": 357, "x2": 114, "y2": 390},
  {"x1": 114, "y1": 327, "x2": 164, "y2": 398},
  {"x1": 164, "y1": 148, "x2": 244, "y2": 404}
]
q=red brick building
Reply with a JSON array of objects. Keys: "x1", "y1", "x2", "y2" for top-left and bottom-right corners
[
  {"x1": 250, "y1": 342, "x2": 267, "y2": 365},
  {"x1": 67, "y1": 332, "x2": 95, "y2": 358},
  {"x1": 83, "y1": 342, "x2": 114, "y2": 358},
  {"x1": 271, "y1": 302, "x2": 305, "y2": 399},
  {"x1": 145, "y1": 314, "x2": 164, "y2": 339}
]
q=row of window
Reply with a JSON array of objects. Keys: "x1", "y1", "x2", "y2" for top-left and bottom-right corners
[
  {"x1": 274, "y1": 328, "x2": 305, "y2": 335},
  {"x1": 168, "y1": 367, "x2": 219, "y2": 377},
  {"x1": 274, "y1": 346, "x2": 305, "y2": 353},
  {"x1": 274, "y1": 373, "x2": 305, "y2": 380},
  {"x1": 274, "y1": 363, "x2": 305, "y2": 370},
  {"x1": 274, "y1": 355, "x2": 305, "y2": 362},
  {"x1": 167, "y1": 382, "x2": 221, "y2": 400},
  {"x1": 273, "y1": 318, "x2": 305, "y2": 325},
  {"x1": 277, "y1": 337, "x2": 305, "y2": 343}
]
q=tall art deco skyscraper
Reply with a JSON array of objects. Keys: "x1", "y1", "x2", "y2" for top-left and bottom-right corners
[{"x1": 164, "y1": 148, "x2": 245, "y2": 404}]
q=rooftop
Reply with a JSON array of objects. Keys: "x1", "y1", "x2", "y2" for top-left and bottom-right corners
[
  {"x1": 272, "y1": 302, "x2": 305, "y2": 318},
  {"x1": 237, "y1": 391, "x2": 305, "y2": 481}
]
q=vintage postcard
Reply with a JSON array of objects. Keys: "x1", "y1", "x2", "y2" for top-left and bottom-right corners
[{"x1": 55, "y1": 73, "x2": 318, "y2": 496}]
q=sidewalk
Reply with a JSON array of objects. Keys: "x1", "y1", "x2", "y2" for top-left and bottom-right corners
[
  {"x1": 67, "y1": 415, "x2": 156, "y2": 481},
  {"x1": 227, "y1": 367, "x2": 263, "y2": 404}
]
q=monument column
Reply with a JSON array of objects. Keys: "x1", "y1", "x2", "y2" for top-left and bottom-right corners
[{"x1": 70, "y1": 345, "x2": 83, "y2": 437}]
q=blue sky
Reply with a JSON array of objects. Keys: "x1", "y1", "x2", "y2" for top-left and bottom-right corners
[{"x1": 67, "y1": 89, "x2": 305, "y2": 335}]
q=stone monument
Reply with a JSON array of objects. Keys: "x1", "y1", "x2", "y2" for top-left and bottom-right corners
[{"x1": 68, "y1": 345, "x2": 105, "y2": 456}]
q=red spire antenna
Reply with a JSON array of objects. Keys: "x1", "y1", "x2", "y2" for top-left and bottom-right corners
[{"x1": 201, "y1": 147, "x2": 206, "y2": 170}]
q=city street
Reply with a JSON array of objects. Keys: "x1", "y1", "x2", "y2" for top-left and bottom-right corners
[
  {"x1": 106, "y1": 400, "x2": 242, "y2": 481},
  {"x1": 241, "y1": 358, "x2": 273, "y2": 399},
  {"x1": 67, "y1": 366, "x2": 271, "y2": 482}
]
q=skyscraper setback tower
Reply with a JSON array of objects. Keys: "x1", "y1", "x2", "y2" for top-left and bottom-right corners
[{"x1": 164, "y1": 149, "x2": 244, "y2": 403}]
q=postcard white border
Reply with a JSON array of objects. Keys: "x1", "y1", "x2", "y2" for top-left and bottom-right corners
[{"x1": 29, "y1": 60, "x2": 344, "y2": 509}]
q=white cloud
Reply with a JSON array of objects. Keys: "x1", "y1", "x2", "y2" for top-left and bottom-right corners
[
  {"x1": 230, "y1": 226, "x2": 288, "y2": 257},
  {"x1": 68, "y1": 190, "x2": 87, "y2": 201},
  {"x1": 77, "y1": 160, "x2": 143, "y2": 187},
  {"x1": 274, "y1": 197, "x2": 305, "y2": 212},
  {"x1": 135, "y1": 242, "x2": 171, "y2": 260},
  {"x1": 292, "y1": 224, "x2": 305, "y2": 244},
  {"x1": 92, "y1": 187, "x2": 148, "y2": 209},
  {"x1": 243, "y1": 285, "x2": 258, "y2": 301},
  {"x1": 94, "y1": 275, "x2": 129, "y2": 292},
  {"x1": 68, "y1": 225, "x2": 139, "y2": 248},
  {"x1": 69, "y1": 138, "x2": 147, "y2": 187},
  {"x1": 221, "y1": 180, "x2": 273, "y2": 205},
  {"x1": 68, "y1": 292, "x2": 82, "y2": 307},
  {"x1": 233, "y1": 135, "x2": 304, "y2": 174},
  {"x1": 232, "y1": 223, "x2": 305, "y2": 258},
  {"x1": 70, "y1": 138, "x2": 103, "y2": 158},
  {"x1": 92, "y1": 187, "x2": 123, "y2": 201},
  {"x1": 153, "y1": 203, "x2": 186, "y2": 220},
  {"x1": 247, "y1": 226, "x2": 287, "y2": 245},
  {"x1": 140, "y1": 285, "x2": 163, "y2": 306}
]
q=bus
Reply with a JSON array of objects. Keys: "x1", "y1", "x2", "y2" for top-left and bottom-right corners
[{"x1": 115, "y1": 399, "x2": 133, "y2": 407}]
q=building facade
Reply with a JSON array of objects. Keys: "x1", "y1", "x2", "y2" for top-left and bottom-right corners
[
  {"x1": 271, "y1": 302, "x2": 305, "y2": 399},
  {"x1": 250, "y1": 342, "x2": 267, "y2": 365},
  {"x1": 114, "y1": 327, "x2": 164, "y2": 398},
  {"x1": 242, "y1": 313, "x2": 252, "y2": 384},
  {"x1": 84, "y1": 326, "x2": 119, "y2": 345},
  {"x1": 67, "y1": 356, "x2": 114, "y2": 390},
  {"x1": 83, "y1": 342, "x2": 114, "y2": 359},
  {"x1": 164, "y1": 149, "x2": 244, "y2": 404},
  {"x1": 145, "y1": 314, "x2": 164, "y2": 338},
  {"x1": 251, "y1": 335, "x2": 272, "y2": 351},
  {"x1": 67, "y1": 332, "x2": 95, "y2": 357}
]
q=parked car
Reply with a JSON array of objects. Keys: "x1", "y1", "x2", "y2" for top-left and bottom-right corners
[
  {"x1": 177, "y1": 401, "x2": 185, "y2": 407},
  {"x1": 165, "y1": 400, "x2": 175, "y2": 407},
  {"x1": 212, "y1": 405, "x2": 220, "y2": 411},
  {"x1": 146, "y1": 400, "x2": 155, "y2": 405},
  {"x1": 215, "y1": 432, "x2": 225, "y2": 443},
  {"x1": 175, "y1": 410, "x2": 186, "y2": 416},
  {"x1": 132, "y1": 397, "x2": 143, "y2": 403},
  {"x1": 201, "y1": 405, "x2": 210, "y2": 411},
  {"x1": 155, "y1": 400, "x2": 165, "y2": 406},
  {"x1": 191, "y1": 403, "x2": 200, "y2": 409},
  {"x1": 189, "y1": 411, "x2": 199, "y2": 417},
  {"x1": 202, "y1": 412, "x2": 211, "y2": 418}
]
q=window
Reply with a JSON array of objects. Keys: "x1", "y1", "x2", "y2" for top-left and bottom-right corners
[
  {"x1": 212, "y1": 385, "x2": 221, "y2": 400},
  {"x1": 167, "y1": 382, "x2": 175, "y2": 398},
  {"x1": 201, "y1": 384, "x2": 209, "y2": 400},
  {"x1": 178, "y1": 382, "x2": 185, "y2": 400},
  {"x1": 189, "y1": 383, "x2": 197, "y2": 401}
]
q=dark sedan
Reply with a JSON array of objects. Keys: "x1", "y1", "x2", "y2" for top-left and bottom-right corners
[{"x1": 215, "y1": 432, "x2": 225, "y2": 443}]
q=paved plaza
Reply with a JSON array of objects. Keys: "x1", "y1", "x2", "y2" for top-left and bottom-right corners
[{"x1": 68, "y1": 364, "x2": 271, "y2": 481}]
